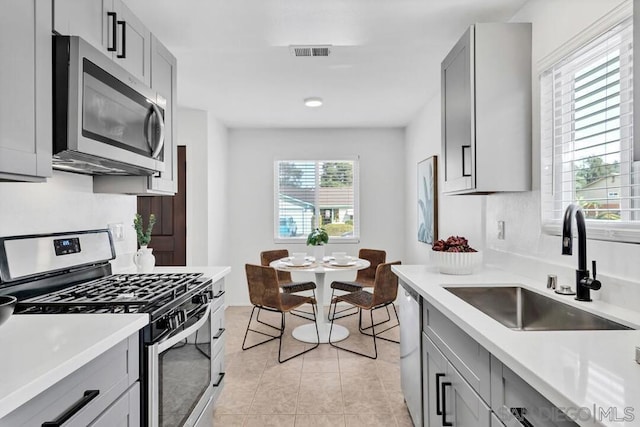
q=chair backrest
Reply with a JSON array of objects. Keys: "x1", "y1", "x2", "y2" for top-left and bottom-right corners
[
  {"x1": 260, "y1": 249, "x2": 292, "y2": 284},
  {"x1": 355, "y1": 249, "x2": 387, "y2": 286},
  {"x1": 245, "y1": 264, "x2": 283, "y2": 310},
  {"x1": 371, "y1": 261, "x2": 402, "y2": 307}
]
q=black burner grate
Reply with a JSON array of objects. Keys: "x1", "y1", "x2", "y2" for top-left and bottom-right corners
[{"x1": 17, "y1": 272, "x2": 204, "y2": 314}]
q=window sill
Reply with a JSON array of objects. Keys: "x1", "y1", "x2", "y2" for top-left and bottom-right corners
[{"x1": 542, "y1": 221, "x2": 640, "y2": 244}]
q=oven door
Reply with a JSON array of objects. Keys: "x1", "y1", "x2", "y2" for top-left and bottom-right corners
[{"x1": 148, "y1": 303, "x2": 214, "y2": 427}]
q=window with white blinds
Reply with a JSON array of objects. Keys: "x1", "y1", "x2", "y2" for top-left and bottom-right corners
[
  {"x1": 541, "y1": 15, "x2": 640, "y2": 242},
  {"x1": 274, "y1": 159, "x2": 360, "y2": 242}
]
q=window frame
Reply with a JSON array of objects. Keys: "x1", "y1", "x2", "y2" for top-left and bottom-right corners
[
  {"x1": 539, "y1": 1, "x2": 640, "y2": 243},
  {"x1": 273, "y1": 157, "x2": 361, "y2": 244}
]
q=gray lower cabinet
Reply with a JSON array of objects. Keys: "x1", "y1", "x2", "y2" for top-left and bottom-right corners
[
  {"x1": 422, "y1": 332, "x2": 490, "y2": 427},
  {"x1": 491, "y1": 356, "x2": 578, "y2": 427},
  {"x1": 419, "y1": 295, "x2": 579, "y2": 427},
  {"x1": 0, "y1": 0, "x2": 52, "y2": 182},
  {"x1": 491, "y1": 412, "x2": 506, "y2": 427},
  {"x1": 90, "y1": 382, "x2": 140, "y2": 426},
  {"x1": 0, "y1": 334, "x2": 139, "y2": 427}
]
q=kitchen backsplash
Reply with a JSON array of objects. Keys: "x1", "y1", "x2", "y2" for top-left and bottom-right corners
[{"x1": 0, "y1": 170, "x2": 137, "y2": 265}]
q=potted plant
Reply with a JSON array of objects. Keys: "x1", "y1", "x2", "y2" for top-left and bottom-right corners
[
  {"x1": 133, "y1": 213, "x2": 156, "y2": 272},
  {"x1": 306, "y1": 227, "x2": 329, "y2": 261}
]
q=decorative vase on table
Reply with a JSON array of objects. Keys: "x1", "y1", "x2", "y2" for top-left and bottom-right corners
[
  {"x1": 134, "y1": 245, "x2": 156, "y2": 273},
  {"x1": 313, "y1": 245, "x2": 325, "y2": 263}
]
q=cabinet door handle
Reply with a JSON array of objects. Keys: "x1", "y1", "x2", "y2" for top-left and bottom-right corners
[
  {"x1": 107, "y1": 12, "x2": 117, "y2": 51},
  {"x1": 214, "y1": 290, "x2": 226, "y2": 299},
  {"x1": 42, "y1": 390, "x2": 100, "y2": 426},
  {"x1": 462, "y1": 145, "x2": 471, "y2": 177},
  {"x1": 441, "y1": 381, "x2": 452, "y2": 426},
  {"x1": 117, "y1": 20, "x2": 126, "y2": 59},
  {"x1": 435, "y1": 373, "x2": 445, "y2": 415},
  {"x1": 212, "y1": 372, "x2": 225, "y2": 387},
  {"x1": 212, "y1": 327, "x2": 225, "y2": 339},
  {"x1": 510, "y1": 408, "x2": 535, "y2": 427}
]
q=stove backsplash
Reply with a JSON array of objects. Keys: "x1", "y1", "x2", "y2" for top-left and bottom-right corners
[{"x1": 0, "y1": 171, "x2": 137, "y2": 267}]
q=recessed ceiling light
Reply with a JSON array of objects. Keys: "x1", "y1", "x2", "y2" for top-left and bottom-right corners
[{"x1": 304, "y1": 97, "x2": 323, "y2": 108}]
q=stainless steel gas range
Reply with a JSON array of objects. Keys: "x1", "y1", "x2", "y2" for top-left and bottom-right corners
[{"x1": 0, "y1": 229, "x2": 225, "y2": 427}]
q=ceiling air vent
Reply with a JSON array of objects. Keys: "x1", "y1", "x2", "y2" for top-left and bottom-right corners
[{"x1": 289, "y1": 45, "x2": 331, "y2": 57}]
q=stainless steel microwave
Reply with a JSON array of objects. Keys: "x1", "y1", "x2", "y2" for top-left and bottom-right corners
[{"x1": 53, "y1": 36, "x2": 165, "y2": 176}]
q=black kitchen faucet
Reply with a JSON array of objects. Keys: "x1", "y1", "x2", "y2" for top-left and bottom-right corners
[{"x1": 561, "y1": 203, "x2": 601, "y2": 301}]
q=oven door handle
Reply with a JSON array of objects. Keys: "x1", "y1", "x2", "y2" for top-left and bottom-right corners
[{"x1": 157, "y1": 303, "x2": 211, "y2": 353}]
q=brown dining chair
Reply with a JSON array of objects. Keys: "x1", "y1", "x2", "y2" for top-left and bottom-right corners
[
  {"x1": 328, "y1": 261, "x2": 401, "y2": 359},
  {"x1": 260, "y1": 249, "x2": 317, "y2": 320},
  {"x1": 242, "y1": 264, "x2": 319, "y2": 363},
  {"x1": 329, "y1": 248, "x2": 386, "y2": 320}
]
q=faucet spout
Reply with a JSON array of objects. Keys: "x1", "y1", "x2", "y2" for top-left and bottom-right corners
[
  {"x1": 561, "y1": 204, "x2": 587, "y2": 271},
  {"x1": 561, "y1": 204, "x2": 599, "y2": 301}
]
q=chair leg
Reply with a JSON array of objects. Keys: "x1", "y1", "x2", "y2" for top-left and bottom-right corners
[
  {"x1": 242, "y1": 306, "x2": 281, "y2": 351},
  {"x1": 358, "y1": 303, "x2": 400, "y2": 344},
  {"x1": 328, "y1": 289, "x2": 360, "y2": 321},
  {"x1": 359, "y1": 304, "x2": 391, "y2": 330},
  {"x1": 255, "y1": 307, "x2": 283, "y2": 331},
  {"x1": 289, "y1": 289, "x2": 317, "y2": 321},
  {"x1": 328, "y1": 300, "x2": 378, "y2": 359},
  {"x1": 278, "y1": 302, "x2": 320, "y2": 363}
]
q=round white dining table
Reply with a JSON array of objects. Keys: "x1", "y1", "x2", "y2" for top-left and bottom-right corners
[{"x1": 270, "y1": 256, "x2": 370, "y2": 344}]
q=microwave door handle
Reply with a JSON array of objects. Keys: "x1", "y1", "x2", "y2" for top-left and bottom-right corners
[{"x1": 147, "y1": 103, "x2": 165, "y2": 160}]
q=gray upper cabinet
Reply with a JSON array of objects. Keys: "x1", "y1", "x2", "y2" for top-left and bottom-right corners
[
  {"x1": 54, "y1": 0, "x2": 151, "y2": 86},
  {"x1": 94, "y1": 34, "x2": 178, "y2": 195},
  {"x1": 0, "y1": 0, "x2": 52, "y2": 182},
  {"x1": 441, "y1": 23, "x2": 532, "y2": 195}
]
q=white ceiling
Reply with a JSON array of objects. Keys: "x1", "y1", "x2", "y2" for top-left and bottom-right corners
[{"x1": 125, "y1": 0, "x2": 527, "y2": 128}]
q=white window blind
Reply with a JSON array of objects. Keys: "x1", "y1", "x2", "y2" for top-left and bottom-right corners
[
  {"x1": 541, "y1": 15, "x2": 640, "y2": 242},
  {"x1": 274, "y1": 159, "x2": 360, "y2": 242}
]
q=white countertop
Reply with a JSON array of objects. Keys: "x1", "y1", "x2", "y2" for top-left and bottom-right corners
[
  {"x1": 393, "y1": 264, "x2": 640, "y2": 427},
  {"x1": 0, "y1": 313, "x2": 148, "y2": 419}
]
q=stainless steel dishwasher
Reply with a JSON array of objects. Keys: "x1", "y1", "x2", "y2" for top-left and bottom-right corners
[{"x1": 399, "y1": 281, "x2": 422, "y2": 426}]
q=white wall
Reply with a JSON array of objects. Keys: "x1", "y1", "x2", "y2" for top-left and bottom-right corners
[
  {"x1": 226, "y1": 128, "x2": 405, "y2": 306},
  {"x1": 178, "y1": 108, "x2": 229, "y2": 267},
  {"x1": 0, "y1": 172, "x2": 137, "y2": 266},
  {"x1": 405, "y1": 0, "x2": 640, "y2": 310}
]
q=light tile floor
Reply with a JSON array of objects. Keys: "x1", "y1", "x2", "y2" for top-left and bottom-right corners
[{"x1": 214, "y1": 305, "x2": 413, "y2": 427}]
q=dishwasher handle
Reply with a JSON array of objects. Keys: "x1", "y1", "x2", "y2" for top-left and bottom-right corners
[{"x1": 400, "y1": 282, "x2": 419, "y2": 301}]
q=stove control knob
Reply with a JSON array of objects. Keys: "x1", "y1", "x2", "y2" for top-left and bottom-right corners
[
  {"x1": 157, "y1": 318, "x2": 169, "y2": 330},
  {"x1": 192, "y1": 293, "x2": 210, "y2": 304}
]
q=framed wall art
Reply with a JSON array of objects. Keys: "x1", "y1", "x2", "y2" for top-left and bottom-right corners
[{"x1": 417, "y1": 156, "x2": 438, "y2": 244}]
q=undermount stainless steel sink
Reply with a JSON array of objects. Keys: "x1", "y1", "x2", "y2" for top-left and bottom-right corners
[{"x1": 444, "y1": 286, "x2": 632, "y2": 331}]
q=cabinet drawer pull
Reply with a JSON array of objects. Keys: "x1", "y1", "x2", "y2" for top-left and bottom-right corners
[
  {"x1": 107, "y1": 12, "x2": 117, "y2": 51},
  {"x1": 214, "y1": 290, "x2": 225, "y2": 299},
  {"x1": 212, "y1": 372, "x2": 225, "y2": 387},
  {"x1": 441, "y1": 381, "x2": 452, "y2": 426},
  {"x1": 435, "y1": 373, "x2": 445, "y2": 415},
  {"x1": 510, "y1": 408, "x2": 534, "y2": 427},
  {"x1": 213, "y1": 328, "x2": 225, "y2": 339},
  {"x1": 117, "y1": 20, "x2": 126, "y2": 59},
  {"x1": 42, "y1": 389, "x2": 99, "y2": 427},
  {"x1": 462, "y1": 145, "x2": 472, "y2": 177}
]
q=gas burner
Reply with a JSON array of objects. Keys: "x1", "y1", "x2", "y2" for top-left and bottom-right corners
[{"x1": 16, "y1": 272, "x2": 205, "y2": 316}]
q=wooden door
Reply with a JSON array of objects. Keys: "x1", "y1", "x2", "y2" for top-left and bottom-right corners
[{"x1": 137, "y1": 146, "x2": 186, "y2": 266}]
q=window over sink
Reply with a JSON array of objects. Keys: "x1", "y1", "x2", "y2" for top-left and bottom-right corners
[
  {"x1": 274, "y1": 158, "x2": 360, "y2": 243},
  {"x1": 540, "y1": 7, "x2": 640, "y2": 243}
]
